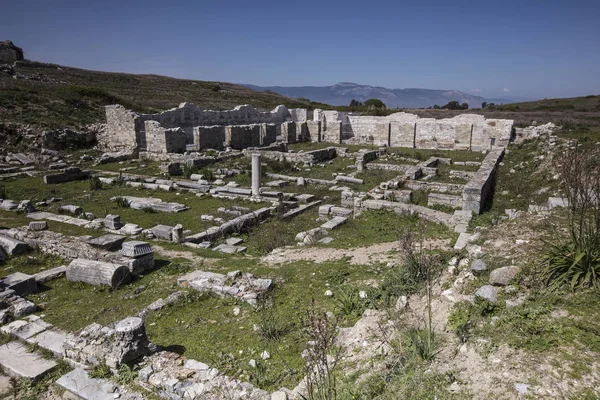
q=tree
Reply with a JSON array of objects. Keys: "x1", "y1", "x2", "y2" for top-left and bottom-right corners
[
  {"x1": 441, "y1": 100, "x2": 461, "y2": 110},
  {"x1": 349, "y1": 99, "x2": 363, "y2": 107},
  {"x1": 481, "y1": 102, "x2": 487, "y2": 109},
  {"x1": 433, "y1": 104, "x2": 440, "y2": 109},
  {"x1": 364, "y1": 98, "x2": 386, "y2": 109},
  {"x1": 461, "y1": 102, "x2": 469, "y2": 110}
]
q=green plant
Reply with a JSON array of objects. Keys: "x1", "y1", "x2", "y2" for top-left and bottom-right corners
[
  {"x1": 268, "y1": 159, "x2": 294, "y2": 174},
  {"x1": 257, "y1": 302, "x2": 288, "y2": 341},
  {"x1": 89, "y1": 176, "x2": 102, "y2": 191},
  {"x1": 0, "y1": 185, "x2": 6, "y2": 198},
  {"x1": 403, "y1": 328, "x2": 439, "y2": 362},
  {"x1": 141, "y1": 206, "x2": 157, "y2": 214},
  {"x1": 302, "y1": 300, "x2": 340, "y2": 400},
  {"x1": 89, "y1": 361, "x2": 112, "y2": 379},
  {"x1": 542, "y1": 146, "x2": 600, "y2": 290},
  {"x1": 199, "y1": 168, "x2": 214, "y2": 181},
  {"x1": 114, "y1": 196, "x2": 129, "y2": 208},
  {"x1": 334, "y1": 287, "x2": 363, "y2": 317},
  {"x1": 115, "y1": 363, "x2": 138, "y2": 385},
  {"x1": 182, "y1": 164, "x2": 198, "y2": 179},
  {"x1": 448, "y1": 302, "x2": 475, "y2": 343}
]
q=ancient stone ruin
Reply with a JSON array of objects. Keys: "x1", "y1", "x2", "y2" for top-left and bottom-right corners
[{"x1": 100, "y1": 103, "x2": 514, "y2": 155}]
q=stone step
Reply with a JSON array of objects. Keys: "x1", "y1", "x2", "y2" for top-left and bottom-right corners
[
  {"x1": 28, "y1": 329, "x2": 67, "y2": 357},
  {"x1": 320, "y1": 216, "x2": 348, "y2": 231},
  {"x1": 0, "y1": 342, "x2": 57, "y2": 379},
  {"x1": 56, "y1": 368, "x2": 140, "y2": 399}
]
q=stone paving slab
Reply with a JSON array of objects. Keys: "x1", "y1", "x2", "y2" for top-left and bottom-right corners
[
  {"x1": 12, "y1": 318, "x2": 52, "y2": 340},
  {"x1": 0, "y1": 342, "x2": 57, "y2": 379},
  {"x1": 57, "y1": 368, "x2": 140, "y2": 400},
  {"x1": 28, "y1": 329, "x2": 67, "y2": 356}
]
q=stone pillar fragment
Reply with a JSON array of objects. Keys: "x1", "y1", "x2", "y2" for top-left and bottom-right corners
[{"x1": 251, "y1": 153, "x2": 261, "y2": 198}]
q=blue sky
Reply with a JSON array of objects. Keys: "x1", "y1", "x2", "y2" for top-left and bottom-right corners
[{"x1": 1, "y1": 0, "x2": 599, "y2": 99}]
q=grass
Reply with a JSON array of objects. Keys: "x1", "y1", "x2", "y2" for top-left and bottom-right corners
[
  {"x1": 0, "y1": 175, "x2": 266, "y2": 235},
  {"x1": 0, "y1": 61, "x2": 321, "y2": 130},
  {"x1": 28, "y1": 259, "x2": 177, "y2": 330},
  {"x1": 325, "y1": 210, "x2": 457, "y2": 248},
  {"x1": 1, "y1": 252, "x2": 64, "y2": 276}
]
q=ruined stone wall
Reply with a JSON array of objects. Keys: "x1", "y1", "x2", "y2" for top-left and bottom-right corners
[
  {"x1": 281, "y1": 122, "x2": 297, "y2": 144},
  {"x1": 390, "y1": 122, "x2": 416, "y2": 147},
  {"x1": 101, "y1": 105, "x2": 140, "y2": 151},
  {"x1": 144, "y1": 121, "x2": 187, "y2": 153},
  {"x1": 194, "y1": 126, "x2": 226, "y2": 151},
  {"x1": 346, "y1": 116, "x2": 390, "y2": 146},
  {"x1": 289, "y1": 108, "x2": 308, "y2": 122},
  {"x1": 225, "y1": 124, "x2": 261, "y2": 149},
  {"x1": 306, "y1": 121, "x2": 321, "y2": 143},
  {"x1": 0, "y1": 40, "x2": 24, "y2": 64},
  {"x1": 313, "y1": 110, "x2": 513, "y2": 151},
  {"x1": 259, "y1": 123, "x2": 278, "y2": 146},
  {"x1": 138, "y1": 103, "x2": 291, "y2": 129},
  {"x1": 462, "y1": 148, "x2": 505, "y2": 213}
]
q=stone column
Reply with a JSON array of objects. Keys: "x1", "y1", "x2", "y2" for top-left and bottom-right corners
[{"x1": 251, "y1": 153, "x2": 262, "y2": 198}]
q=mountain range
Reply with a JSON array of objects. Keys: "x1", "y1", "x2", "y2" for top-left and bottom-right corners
[{"x1": 243, "y1": 82, "x2": 518, "y2": 109}]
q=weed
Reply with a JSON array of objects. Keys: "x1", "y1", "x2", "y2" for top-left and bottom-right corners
[
  {"x1": 334, "y1": 287, "x2": 363, "y2": 317},
  {"x1": 448, "y1": 302, "x2": 475, "y2": 343},
  {"x1": 114, "y1": 196, "x2": 130, "y2": 208},
  {"x1": 89, "y1": 361, "x2": 112, "y2": 379},
  {"x1": 115, "y1": 363, "x2": 138, "y2": 385},
  {"x1": 403, "y1": 328, "x2": 440, "y2": 362},
  {"x1": 141, "y1": 206, "x2": 157, "y2": 214},
  {"x1": 89, "y1": 176, "x2": 102, "y2": 191},
  {"x1": 257, "y1": 301, "x2": 288, "y2": 341},
  {"x1": 0, "y1": 185, "x2": 6, "y2": 198}
]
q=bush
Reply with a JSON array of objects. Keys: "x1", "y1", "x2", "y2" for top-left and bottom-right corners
[
  {"x1": 403, "y1": 328, "x2": 439, "y2": 362},
  {"x1": 89, "y1": 362, "x2": 112, "y2": 379},
  {"x1": 268, "y1": 159, "x2": 294, "y2": 174},
  {"x1": 199, "y1": 168, "x2": 214, "y2": 181},
  {"x1": 334, "y1": 287, "x2": 363, "y2": 317},
  {"x1": 448, "y1": 302, "x2": 475, "y2": 343},
  {"x1": 542, "y1": 146, "x2": 600, "y2": 290},
  {"x1": 114, "y1": 196, "x2": 129, "y2": 208},
  {"x1": 89, "y1": 176, "x2": 102, "y2": 191},
  {"x1": 256, "y1": 302, "x2": 288, "y2": 341}
]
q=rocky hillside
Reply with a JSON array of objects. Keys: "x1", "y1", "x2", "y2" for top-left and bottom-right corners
[{"x1": 0, "y1": 59, "x2": 315, "y2": 131}]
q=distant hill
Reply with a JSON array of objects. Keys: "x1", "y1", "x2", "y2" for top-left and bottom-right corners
[
  {"x1": 0, "y1": 60, "x2": 317, "y2": 130},
  {"x1": 243, "y1": 82, "x2": 516, "y2": 109},
  {"x1": 493, "y1": 95, "x2": 600, "y2": 112}
]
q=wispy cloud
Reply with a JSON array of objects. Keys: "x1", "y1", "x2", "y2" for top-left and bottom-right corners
[
  {"x1": 503, "y1": 88, "x2": 510, "y2": 92},
  {"x1": 471, "y1": 88, "x2": 481, "y2": 93}
]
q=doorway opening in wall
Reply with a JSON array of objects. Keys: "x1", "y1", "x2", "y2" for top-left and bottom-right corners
[
  {"x1": 139, "y1": 129, "x2": 147, "y2": 151},
  {"x1": 490, "y1": 138, "x2": 496, "y2": 147}
]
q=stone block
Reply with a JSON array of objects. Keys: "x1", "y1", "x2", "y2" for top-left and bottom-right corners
[
  {"x1": 27, "y1": 221, "x2": 48, "y2": 231},
  {"x1": 66, "y1": 259, "x2": 132, "y2": 289},
  {"x1": 33, "y1": 266, "x2": 67, "y2": 283},
  {"x1": 28, "y1": 329, "x2": 67, "y2": 356},
  {"x1": 0, "y1": 342, "x2": 57, "y2": 379},
  {"x1": 0, "y1": 234, "x2": 30, "y2": 256},
  {"x1": 120, "y1": 241, "x2": 153, "y2": 258},
  {"x1": 85, "y1": 234, "x2": 126, "y2": 251},
  {"x1": 1, "y1": 272, "x2": 38, "y2": 295}
]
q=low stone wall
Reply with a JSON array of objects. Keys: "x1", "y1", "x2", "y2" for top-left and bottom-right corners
[
  {"x1": 367, "y1": 163, "x2": 410, "y2": 172},
  {"x1": 404, "y1": 181, "x2": 465, "y2": 194},
  {"x1": 43, "y1": 168, "x2": 90, "y2": 184},
  {"x1": 194, "y1": 125, "x2": 225, "y2": 151},
  {"x1": 185, "y1": 207, "x2": 272, "y2": 244},
  {"x1": 354, "y1": 198, "x2": 452, "y2": 226},
  {"x1": 428, "y1": 192, "x2": 462, "y2": 208},
  {"x1": 244, "y1": 147, "x2": 336, "y2": 165},
  {"x1": 462, "y1": 148, "x2": 505, "y2": 214}
]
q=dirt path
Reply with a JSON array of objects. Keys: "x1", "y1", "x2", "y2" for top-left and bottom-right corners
[{"x1": 261, "y1": 238, "x2": 452, "y2": 265}]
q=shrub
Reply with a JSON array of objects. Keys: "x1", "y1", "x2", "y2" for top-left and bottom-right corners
[
  {"x1": 403, "y1": 328, "x2": 439, "y2": 362},
  {"x1": 89, "y1": 176, "x2": 102, "y2": 191},
  {"x1": 199, "y1": 168, "x2": 214, "y2": 181},
  {"x1": 89, "y1": 361, "x2": 112, "y2": 379},
  {"x1": 115, "y1": 364, "x2": 138, "y2": 385},
  {"x1": 268, "y1": 159, "x2": 294, "y2": 174},
  {"x1": 448, "y1": 302, "x2": 475, "y2": 343},
  {"x1": 182, "y1": 164, "x2": 198, "y2": 179},
  {"x1": 542, "y1": 147, "x2": 600, "y2": 289},
  {"x1": 257, "y1": 302, "x2": 288, "y2": 341},
  {"x1": 334, "y1": 287, "x2": 362, "y2": 317},
  {"x1": 114, "y1": 196, "x2": 129, "y2": 208}
]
